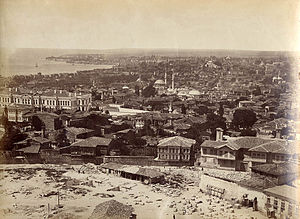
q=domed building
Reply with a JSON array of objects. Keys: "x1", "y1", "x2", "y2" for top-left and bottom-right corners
[
  {"x1": 154, "y1": 79, "x2": 165, "y2": 86},
  {"x1": 153, "y1": 79, "x2": 166, "y2": 95},
  {"x1": 188, "y1": 89, "x2": 201, "y2": 97}
]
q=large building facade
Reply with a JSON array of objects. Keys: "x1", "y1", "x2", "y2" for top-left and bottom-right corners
[
  {"x1": 157, "y1": 136, "x2": 196, "y2": 163},
  {"x1": 0, "y1": 88, "x2": 92, "y2": 111}
]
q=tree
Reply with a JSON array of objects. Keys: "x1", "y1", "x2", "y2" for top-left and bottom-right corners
[
  {"x1": 142, "y1": 84, "x2": 156, "y2": 97},
  {"x1": 0, "y1": 110, "x2": 27, "y2": 150},
  {"x1": 218, "y1": 104, "x2": 224, "y2": 117},
  {"x1": 32, "y1": 116, "x2": 45, "y2": 131},
  {"x1": 181, "y1": 104, "x2": 186, "y2": 114},
  {"x1": 55, "y1": 128, "x2": 70, "y2": 147},
  {"x1": 134, "y1": 85, "x2": 140, "y2": 96},
  {"x1": 206, "y1": 113, "x2": 226, "y2": 139},
  {"x1": 232, "y1": 108, "x2": 257, "y2": 129}
]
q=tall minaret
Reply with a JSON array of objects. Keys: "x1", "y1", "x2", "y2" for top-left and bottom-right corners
[
  {"x1": 171, "y1": 70, "x2": 175, "y2": 90},
  {"x1": 164, "y1": 67, "x2": 167, "y2": 86}
]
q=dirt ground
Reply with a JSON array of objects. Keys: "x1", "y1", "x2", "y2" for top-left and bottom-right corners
[{"x1": 0, "y1": 164, "x2": 267, "y2": 219}]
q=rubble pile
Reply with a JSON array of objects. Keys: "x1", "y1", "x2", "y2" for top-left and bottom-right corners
[
  {"x1": 89, "y1": 200, "x2": 134, "y2": 219},
  {"x1": 78, "y1": 163, "x2": 100, "y2": 174},
  {"x1": 204, "y1": 169, "x2": 251, "y2": 182},
  {"x1": 150, "y1": 184, "x2": 182, "y2": 197}
]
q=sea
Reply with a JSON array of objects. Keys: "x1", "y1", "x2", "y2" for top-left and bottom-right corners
[{"x1": 0, "y1": 48, "x2": 113, "y2": 77}]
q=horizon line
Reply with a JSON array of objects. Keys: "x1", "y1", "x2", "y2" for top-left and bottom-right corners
[{"x1": 1, "y1": 47, "x2": 300, "y2": 53}]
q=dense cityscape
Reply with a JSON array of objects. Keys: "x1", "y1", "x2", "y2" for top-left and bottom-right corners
[{"x1": 0, "y1": 50, "x2": 299, "y2": 218}]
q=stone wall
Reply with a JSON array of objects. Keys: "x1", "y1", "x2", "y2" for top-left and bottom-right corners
[
  {"x1": 199, "y1": 174, "x2": 267, "y2": 212},
  {"x1": 103, "y1": 156, "x2": 155, "y2": 165}
]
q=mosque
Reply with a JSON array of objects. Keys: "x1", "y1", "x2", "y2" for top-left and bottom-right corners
[{"x1": 153, "y1": 71, "x2": 201, "y2": 98}]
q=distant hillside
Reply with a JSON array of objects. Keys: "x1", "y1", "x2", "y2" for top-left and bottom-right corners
[{"x1": 2, "y1": 47, "x2": 298, "y2": 60}]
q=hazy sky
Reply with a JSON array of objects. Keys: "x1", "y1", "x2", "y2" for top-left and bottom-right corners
[{"x1": 1, "y1": 0, "x2": 299, "y2": 51}]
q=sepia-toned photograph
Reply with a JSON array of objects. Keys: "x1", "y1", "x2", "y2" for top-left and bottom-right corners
[{"x1": 0, "y1": 0, "x2": 299, "y2": 218}]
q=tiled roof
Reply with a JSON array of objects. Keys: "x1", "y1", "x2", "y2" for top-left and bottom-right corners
[
  {"x1": 136, "y1": 167, "x2": 164, "y2": 178},
  {"x1": 249, "y1": 140, "x2": 286, "y2": 153},
  {"x1": 31, "y1": 136, "x2": 51, "y2": 144},
  {"x1": 201, "y1": 137, "x2": 298, "y2": 155},
  {"x1": 65, "y1": 127, "x2": 94, "y2": 135},
  {"x1": 101, "y1": 163, "x2": 164, "y2": 179},
  {"x1": 201, "y1": 140, "x2": 227, "y2": 148},
  {"x1": 17, "y1": 145, "x2": 40, "y2": 154},
  {"x1": 228, "y1": 137, "x2": 273, "y2": 149},
  {"x1": 70, "y1": 137, "x2": 112, "y2": 148},
  {"x1": 158, "y1": 136, "x2": 196, "y2": 147},
  {"x1": 251, "y1": 162, "x2": 298, "y2": 176}
]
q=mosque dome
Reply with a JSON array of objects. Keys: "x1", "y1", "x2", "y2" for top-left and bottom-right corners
[
  {"x1": 154, "y1": 79, "x2": 165, "y2": 85},
  {"x1": 189, "y1": 89, "x2": 201, "y2": 96}
]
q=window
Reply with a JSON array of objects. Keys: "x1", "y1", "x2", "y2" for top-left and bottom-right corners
[
  {"x1": 267, "y1": 197, "x2": 270, "y2": 204},
  {"x1": 288, "y1": 203, "x2": 293, "y2": 215},
  {"x1": 281, "y1": 201, "x2": 285, "y2": 212},
  {"x1": 203, "y1": 148, "x2": 207, "y2": 154},
  {"x1": 274, "y1": 199, "x2": 278, "y2": 210}
]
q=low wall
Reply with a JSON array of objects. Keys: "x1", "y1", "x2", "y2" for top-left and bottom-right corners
[
  {"x1": 103, "y1": 156, "x2": 155, "y2": 165},
  {"x1": 0, "y1": 149, "x2": 103, "y2": 165},
  {"x1": 199, "y1": 174, "x2": 267, "y2": 212},
  {"x1": 103, "y1": 156, "x2": 193, "y2": 166}
]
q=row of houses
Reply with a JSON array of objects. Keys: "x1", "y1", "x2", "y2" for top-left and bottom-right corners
[
  {"x1": 13, "y1": 128, "x2": 299, "y2": 171},
  {"x1": 197, "y1": 129, "x2": 298, "y2": 171}
]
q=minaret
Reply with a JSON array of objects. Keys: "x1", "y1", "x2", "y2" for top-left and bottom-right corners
[
  {"x1": 171, "y1": 70, "x2": 175, "y2": 90},
  {"x1": 168, "y1": 101, "x2": 173, "y2": 113},
  {"x1": 164, "y1": 68, "x2": 167, "y2": 86}
]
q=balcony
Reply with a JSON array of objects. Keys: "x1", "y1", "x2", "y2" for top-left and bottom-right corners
[{"x1": 217, "y1": 152, "x2": 235, "y2": 160}]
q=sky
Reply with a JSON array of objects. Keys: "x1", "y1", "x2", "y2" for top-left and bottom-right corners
[{"x1": 1, "y1": 0, "x2": 300, "y2": 51}]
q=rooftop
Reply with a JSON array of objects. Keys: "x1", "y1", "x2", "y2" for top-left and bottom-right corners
[
  {"x1": 251, "y1": 162, "x2": 298, "y2": 176},
  {"x1": 16, "y1": 145, "x2": 41, "y2": 154},
  {"x1": 70, "y1": 137, "x2": 112, "y2": 148},
  {"x1": 158, "y1": 136, "x2": 196, "y2": 147}
]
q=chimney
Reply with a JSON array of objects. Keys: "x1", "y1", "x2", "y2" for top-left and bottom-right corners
[
  {"x1": 275, "y1": 129, "x2": 281, "y2": 139},
  {"x1": 69, "y1": 92, "x2": 72, "y2": 97},
  {"x1": 54, "y1": 89, "x2": 56, "y2": 94},
  {"x1": 100, "y1": 128, "x2": 105, "y2": 136},
  {"x1": 60, "y1": 90, "x2": 62, "y2": 94},
  {"x1": 42, "y1": 127, "x2": 46, "y2": 138},
  {"x1": 216, "y1": 128, "x2": 223, "y2": 141}
]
